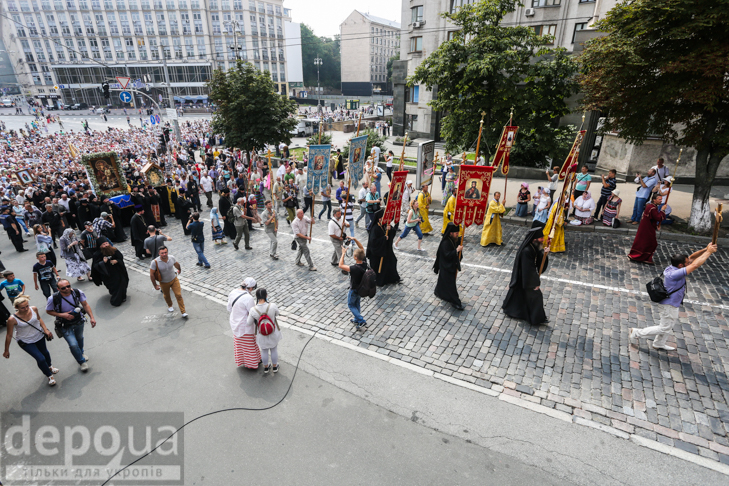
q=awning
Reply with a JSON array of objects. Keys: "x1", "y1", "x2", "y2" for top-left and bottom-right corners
[{"x1": 173, "y1": 95, "x2": 209, "y2": 101}]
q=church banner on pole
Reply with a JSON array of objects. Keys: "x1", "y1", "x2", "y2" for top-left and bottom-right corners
[
  {"x1": 558, "y1": 130, "x2": 586, "y2": 181},
  {"x1": 453, "y1": 165, "x2": 497, "y2": 227},
  {"x1": 347, "y1": 135, "x2": 368, "y2": 189},
  {"x1": 306, "y1": 145, "x2": 331, "y2": 194},
  {"x1": 491, "y1": 126, "x2": 518, "y2": 175},
  {"x1": 380, "y1": 170, "x2": 408, "y2": 226}
]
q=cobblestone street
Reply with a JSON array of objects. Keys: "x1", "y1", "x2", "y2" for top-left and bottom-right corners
[{"x1": 123, "y1": 202, "x2": 729, "y2": 467}]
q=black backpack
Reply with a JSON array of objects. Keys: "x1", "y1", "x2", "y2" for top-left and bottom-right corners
[
  {"x1": 357, "y1": 265, "x2": 377, "y2": 299},
  {"x1": 646, "y1": 276, "x2": 685, "y2": 303},
  {"x1": 227, "y1": 205, "x2": 236, "y2": 222}
]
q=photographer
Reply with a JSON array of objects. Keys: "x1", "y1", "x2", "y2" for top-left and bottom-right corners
[
  {"x1": 4, "y1": 295, "x2": 58, "y2": 386},
  {"x1": 144, "y1": 225, "x2": 171, "y2": 259},
  {"x1": 328, "y1": 208, "x2": 349, "y2": 273},
  {"x1": 185, "y1": 212, "x2": 210, "y2": 269},
  {"x1": 45, "y1": 279, "x2": 96, "y2": 373}
]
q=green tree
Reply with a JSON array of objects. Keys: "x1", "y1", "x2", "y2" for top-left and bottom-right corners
[
  {"x1": 207, "y1": 61, "x2": 297, "y2": 151},
  {"x1": 342, "y1": 129, "x2": 387, "y2": 162},
  {"x1": 579, "y1": 0, "x2": 728, "y2": 233},
  {"x1": 300, "y1": 24, "x2": 341, "y2": 89},
  {"x1": 409, "y1": 0, "x2": 579, "y2": 167}
]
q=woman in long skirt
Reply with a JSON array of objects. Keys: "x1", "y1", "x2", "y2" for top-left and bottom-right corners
[
  {"x1": 210, "y1": 207, "x2": 227, "y2": 245},
  {"x1": 33, "y1": 225, "x2": 57, "y2": 266},
  {"x1": 59, "y1": 229, "x2": 91, "y2": 282}
]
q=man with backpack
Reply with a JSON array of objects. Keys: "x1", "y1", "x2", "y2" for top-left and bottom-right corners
[
  {"x1": 629, "y1": 243, "x2": 717, "y2": 351},
  {"x1": 338, "y1": 237, "x2": 374, "y2": 330},
  {"x1": 45, "y1": 279, "x2": 97, "y2": 372}
]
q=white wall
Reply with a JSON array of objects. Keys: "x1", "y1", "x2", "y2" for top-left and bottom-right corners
[{"x1": 284, "y1": 21, "x2": 304, "y2": 84}]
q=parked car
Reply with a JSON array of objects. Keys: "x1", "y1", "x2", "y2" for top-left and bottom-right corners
[
  {"x1": 69, "y1": 103, "x2": 89, "y2": 110},
  {"x1": 94, "y1": 107, "x2": 111, "y2": 114},
  {"x1": 45, "y1": 105, "x2": 57, "y2": 111},
  {"x1": 1, "y1": 99, "x2": 13, "y2": 107}
]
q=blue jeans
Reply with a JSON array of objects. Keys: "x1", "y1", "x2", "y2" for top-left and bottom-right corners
[
  {"x1": 399, "y1": 224, "x2": 423, "y2": 240},
  {"x1": 17, "y1": 218, "x2": 30, "y2": 234},
  {"x1": 631, "y1": 197, "x2": 647, "y2": 222},
  {"x1": 346, "y1": 221, "x2": 355, "y2": 237},
  {"x1": 318, "y1": 200, "x2": 332, "y2": 219},
  {"x1": 347, "y1": 289, "x2": 365, "y2": 324},
  {"x1": 60, "y1": 322, "x2": 86, "y2": 364},
  {"x1": 17, "y1": 338, "x2": 53, "y2": 377},
  {"x1": 192, "y1": 241, "x2": 210, "y2": 267}
]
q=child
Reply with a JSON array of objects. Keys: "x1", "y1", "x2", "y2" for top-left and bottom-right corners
[
  {"x1": 0, "y1": 270, "x2": 26, "y2": 303},
  {"x1": 32, "y1": 252, "x2": 60, "y2": 298}
]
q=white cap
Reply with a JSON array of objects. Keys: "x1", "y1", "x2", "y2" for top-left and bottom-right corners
[{"x1": 242, "y1": 277, "x2": 257, "y2": 289}]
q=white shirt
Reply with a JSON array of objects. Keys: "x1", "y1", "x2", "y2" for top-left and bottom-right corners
[
  {"x1": 358, "y1": 187, "x2": 368, "y2": 206},
  {"x1": 58, "y1": 198, "x2": 70, "y2": 211},
  {"x1": 291, "y1": 215, "x2": 311, "y2": 238},
  {"x1": 548, "y1": 174, "x2": 558, "y2": 191},
  {"x1": 328, "y1": 216, "x2": 345, "y2": 237},
  {"x1": 295, "y1": 173, "x2": 307, "y2": 190},
  {"x1": 200, "y1": 176, "x2": 213, "y2": 192},
  {"x1": 651, "y1": 165, "x2": 669, "y2": 182},
  {"x1": 371, "y1": 146, "x2": 381, "y2": 162},
  {"x1": 227, "y1": 288, "x2": 256, "y2": 337},
  {"x1": 276, "y1": 164, "x2": 286, "y2": 179},
  {"x1": 386, "y1": 155, "x2": 393, "y2": 168},
  {"x1": 573, "y1": 196, "x2": 595, "y2": 217}
]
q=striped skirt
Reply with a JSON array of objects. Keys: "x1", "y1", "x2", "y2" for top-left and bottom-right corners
[{"x1": 234, "y1": 334, "x2": 261, "y2": 368}]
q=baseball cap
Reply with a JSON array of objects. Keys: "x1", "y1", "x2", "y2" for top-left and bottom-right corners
[{"x1": 242, "y1": 277, "x2": 257, "y2": 289}]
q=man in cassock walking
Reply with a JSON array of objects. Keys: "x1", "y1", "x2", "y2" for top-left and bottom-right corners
[
  {"x1": 502, "y1": 222, "x2": 550, "y2": 325},
  {"x1": 90, "y1": 237, "x2": 129, "y2": 306},
  {"x1": 434, "y1": 222, "x2": 464, "y2": 310},
  {"x1": 129, "y1": 205, "x2": 147, "y2": 259},
  {"x1": 366, "y1": 209, "x2": 401, "y2": 286}
]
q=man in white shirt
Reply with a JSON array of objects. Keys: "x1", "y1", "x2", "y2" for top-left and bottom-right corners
[
  {"x1": 355, "y1": 181, "x2": 369, "y2": 227},
  {"x1": 227, "y1": 277, "x2": 258, "y2": 368},
  {"x1": 295, "y1": 168, "x2": 308, "y2": 206},
  {"x1": 371, "y1": 146, "x2": 381, "y2": 164},
  {"x1": 328, "y1": 208, "x2": 348, "y2": 270},
  {"x1": 199, "y1": 172, "x2": 214, "y2": 208},
  {"x1": 651, "y1": 157, "x2": 670, "y2": 183},
  {"x1": 291, "y1": 209, "x2": 316, "y2": 271}
]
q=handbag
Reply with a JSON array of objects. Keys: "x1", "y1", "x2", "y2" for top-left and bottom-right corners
[
  {"x1": 152, "y1": 259, "x2": 162, "y2": 283},
  {"x1": 291, "y1": 239, "x2": 297, "y2": 251},
  {"x1": 646, "y1": 276, "x2": 685, "y2": 303}
]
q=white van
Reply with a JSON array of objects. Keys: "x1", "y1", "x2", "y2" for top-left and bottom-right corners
[
  {"x1": 1, "y1": 99, "x2": 13, "y2": 107},
  {"x1": 290, "y1": 119, "x2": 315, "y2": 138}
]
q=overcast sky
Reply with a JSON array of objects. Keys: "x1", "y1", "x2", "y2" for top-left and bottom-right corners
[{"x1": 284, "y1": 0, "x2": 401, "y2": 37}]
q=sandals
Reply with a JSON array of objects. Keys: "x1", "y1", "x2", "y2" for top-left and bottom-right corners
[
  {"x1": 50, "y1": 367, "x2": 59, "y2": 374},
  {"x1": 48, "y1": 376, "x2": 56, "y2": 386},
  {"x1": 76, "y1": 277, "x2": 85, "y2": 282}
]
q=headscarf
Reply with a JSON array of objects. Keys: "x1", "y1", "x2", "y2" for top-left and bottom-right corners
[
  {"x1": 582, "y1": 190, "x2": 591, "y2": 201},
  {"x1": 367, "y1": 208, "x2": 384, "y2": 232},
  {"x1": 508, "y1": 222, "x2": 545, "y2": 289},
  {"x1": 210, "y1": 207, "x2": 220, "y2": 228}
]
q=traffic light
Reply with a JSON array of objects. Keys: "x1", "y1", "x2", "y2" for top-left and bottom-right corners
[{"x1": 102, "y1": 82, "x2": 110, "y2": 99}]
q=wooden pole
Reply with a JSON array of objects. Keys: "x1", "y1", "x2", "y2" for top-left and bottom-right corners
[
  {"x1": 338, "y1": 113, "x2": 363, "y2": 238},
  {"x1": 399, "y1": 132, "x2": 408, "y2": 171},
  {"x1": 265, "y1": 149, "x2": 277, "y2": 232},
  {"x1": 475, "y1": 111, "x2": 485, "y2": 165},
  {"x1": 712, "y1": 204, "x2": 723, "y2": 245},
  {"x1": 356, "y1": 112, "x2": 362, "y2": 137}
]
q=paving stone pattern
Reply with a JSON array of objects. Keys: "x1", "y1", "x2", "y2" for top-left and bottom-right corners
[{"x1": 123, "y1": 202, "x2": 729, "y2": 465}]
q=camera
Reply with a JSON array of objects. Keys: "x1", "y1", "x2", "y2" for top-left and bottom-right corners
[
  {"x1": 155, "y1": 229, "x2": 160, "y2": 235},
  {"x1": 70, "y1": 306, "x2": 84, "y2": 321}
]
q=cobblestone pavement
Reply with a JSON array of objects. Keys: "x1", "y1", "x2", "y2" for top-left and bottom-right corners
[{"x1": 123, "y1": 202, "x2": 729, "y2": 466}]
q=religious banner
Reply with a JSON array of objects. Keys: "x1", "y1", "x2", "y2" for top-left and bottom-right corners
[
  {"x1": 491, "y1": 126, "x2": 518, "y2": 175},
  {"x1": 416, "y1": 140, "x2": 435, "y2": 186},
  {"x1": 81, "y1": 151, "x2": 130, "y2": 197},
  {"x1": 306, "y1": 144, "x2": 331, "y2": 194},
  {"x1": 558, "y1": 130, "x2": 586, "y2": 181},
  {"x1": 453, "y1": 165, "x2": 497, "y2": 227},
  {"x1": 15, "y1": 169, "x2": 34, "y2": 186},
  {"x1": 348, "y1": 135, "x2": 368, "y2": 189},
  {"x1": 380, "y1": 170, "x2": 409, "y2": 227},
  {"x1": 141, "y1": 162, "x2": 164, "y2": 187}
]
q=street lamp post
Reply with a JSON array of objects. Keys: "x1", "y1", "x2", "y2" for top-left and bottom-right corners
[
  {"x1": 224, "y1": 20, "x2": 243, "y2": 60},
  {"x1": 314, "y1": 57, "x2": 322, "y2": 113}
]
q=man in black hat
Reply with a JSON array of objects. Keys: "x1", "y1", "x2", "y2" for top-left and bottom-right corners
[
  {"x1": 434, "y1": 222, "x2": 463, "y2": 310},
  {"x1": 502, "y1": 222, "x2": 550, "y2": 326},
  {"x1": 129, "y1": 205, "x2": 147, "y2": 259},
  {"x1": 90, "y1": 237, "x2": 129, "y2": 306}
]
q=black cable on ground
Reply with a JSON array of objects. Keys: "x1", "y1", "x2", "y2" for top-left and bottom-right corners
[{"x1": 100, "y1": 329, "x2": 319, "y2": 486}]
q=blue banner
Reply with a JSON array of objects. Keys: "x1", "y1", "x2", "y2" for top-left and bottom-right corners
[
  {"x1": 306, "y1": 145, "x2": 331, "y2": 194},
  {"x1": 110, "y1": 194, "x2": 133, "y2": 208},
  {"x1": 348, "y1": 135, "x2": 368, "y2": 189}
]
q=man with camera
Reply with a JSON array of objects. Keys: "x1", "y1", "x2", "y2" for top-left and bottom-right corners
[
  {"x1": 45, "y1": 279, "x2": 97, "y2": 372},
  {"x1": 328, "y1": 208, "x2": 349, "y2": 274},
  {"x1": 144, "y1": 225, "x2": 172, "y2": 259}
]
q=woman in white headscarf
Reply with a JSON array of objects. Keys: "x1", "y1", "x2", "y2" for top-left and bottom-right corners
[
  {"x1": 571, "y1": 191, "x2": 596, "y2": 226},
  {"x1": 59, "y1": 229, "x2": 91, "y2": 281}
]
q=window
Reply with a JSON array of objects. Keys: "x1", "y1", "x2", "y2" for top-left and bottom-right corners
[
  {"x1": 572, "y1": 22, "x2": 586, "y2": 43},
  {"x1": 410, "y1": 6, "x2": 423, "y2": 23},
  {"x1": 409, "y1": 36, "x2": 422, "y2": 52},
  {"x1": 533, "y1": 24, "x2": 556, "y2": 42},
  {"x1": 449, "y1": 0, "x2": 476, "y2": 13},
  {"x1": 409, "y1": 85, "x2": 419, "y2": 103},
  {"x1": 532, "y1": 0, "x2": 560, "y2": 5}
]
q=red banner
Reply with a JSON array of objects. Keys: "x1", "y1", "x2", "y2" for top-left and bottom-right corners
[
  {"x1": 558, "y1": 130, "x2": 586, "y2": 181},
  {"x1": 453, "y1": 165, "x2": 496, "y2": 228},
  {"x1": 381, "y1": 170, "x2": 409, "y2": 226},
  {"x1": 491, "y1": 126, "x2": 518, "y2": 175}
]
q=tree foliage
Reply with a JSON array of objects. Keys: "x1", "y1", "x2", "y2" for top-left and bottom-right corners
[
  {"x1": 409, "y1": 0, "x2": 579, "y2": 167},
  {"x1": 207, "y1": 61, "x2": 297, "y2": 151},
  {"x1": 300, "y1": 24, "x2": 341, "y2": 89},
  {"x1": 579, "y1": 0, "x2": 729, "y2": 232}
]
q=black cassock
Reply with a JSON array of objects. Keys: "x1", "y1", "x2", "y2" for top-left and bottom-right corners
[
  {"x1": 502, "y1": 224, "x2": 549, "y2": 326},
  {"x1": 218, "y1": 195, "x2": 237, "y2": 240},
  {"x1": 156, "y1": 186, "x2": 172, "y2": 216},
  {"x1": 434, "y1": 223, "x2": 463, "y2": 309},
  {"x1": 91, "y1": 248, "x2": 129, "y2": 306},
  {"x1": 366, "y1": 210, "x2": 400, "y2": 286},
  {"x1": 176, "y1": 197, "x2": 193, "y2": 235},
  {"x1": 129, "y1": 213, "x2": 147, "y2": 258}
]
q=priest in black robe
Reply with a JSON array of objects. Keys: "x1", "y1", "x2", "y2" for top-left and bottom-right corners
[
  {"x1": 434, "y1": 222, "x2": 464, "y2": 310},
  {"x1": 90, "y1": 237, "x2": 129, "y2": 306},
  {"x1": 145, "y1": 187, "x2": 166, "y2": 227},
  {"x1": 156, "y1": 185, "x2": 172, "y2": 216},
  {"x1": 366, "y1": 209, "x2": 401, "y2": 286},
  {"x1": 502, "y1": 222, "x2": 550, "y2": 326},
  {"x1": 176, "y1": 189, "x2": 194, "y2": 236},
  {"x1": 76, "y1": 199, "x2": 93, "y2": 228},
  {"x1": 218, "y1": 188, "x2": 237, "y2": 240},
  {"x1": 129, "y1": 206, "x2": 148, "y2": 259}
]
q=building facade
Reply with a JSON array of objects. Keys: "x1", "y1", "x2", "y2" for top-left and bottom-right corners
[
  {"x1": 340, "y1": 10, "x2": 399, "y2": 97},
  {"x1": 393, "y1": 0, "x2": 618, "y2": 140},
  {"x1": 0, "y1": 0, "x2": 295, "y2": 108}
]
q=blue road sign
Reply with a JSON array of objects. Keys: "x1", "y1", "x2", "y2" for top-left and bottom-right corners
[
  {"x1": 119, "y1": 91, "x2": 132, "y2": 103},
  {"x1": 150, "y1": 115, "x2": 157, "y2": 125},
  {"x1": 154, "y1": 114, "x2": 161, "y2": 124}
]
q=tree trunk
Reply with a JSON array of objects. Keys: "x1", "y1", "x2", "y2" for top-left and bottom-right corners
[{"x1": 689, "y1": 115, "x2": 724, "y2": 233}]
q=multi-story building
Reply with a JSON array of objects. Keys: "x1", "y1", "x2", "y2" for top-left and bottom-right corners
[
  {"x1": 0, "y1": 0, "x2": 297, "y2": 108},
  {"x1": 340, "y1": 10, "x2": 399, "y2": 96},
  {"x1": 393, "y1": 0, "x2": 617, "y2": 140}
]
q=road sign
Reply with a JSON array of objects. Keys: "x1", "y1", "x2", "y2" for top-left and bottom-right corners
[
  {"x1": 150, "y1": 115, "x2": 157, "y2": 125},
  {"x1": 165, "y1": 108, "x2": 178, "y2": 120},
  {"x1": 116, "y1": 76, "x2": 131, "y2": 89},
  {"x1": 154, "y1": 114, "x2": 161, "y2": 124},
  {"x1": 119, "y1": 91, "x2": 132, "y2": 103},
  {"x1": 58, "y1": 84, "x2": 66, "y2": 89}
]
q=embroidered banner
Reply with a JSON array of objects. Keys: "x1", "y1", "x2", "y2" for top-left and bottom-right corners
[
  {"x1": 558, "y1": 130, "x2": 586, "y2": 181},
  {"x1": 306, "y1": 145, "x2": 331, "y2": 194},
  {"x1": 453, "y1": 165, "x2": 496, "y2": 228},
  {"x1": 348, "y1": 135, "x2": 367, "y2": 189},
  {"x1": 380, "y1": 170, "x2": 408, "y2": 227},
  {"x1": 491, "y1": 126, "x2": 519, "y2": 176},
  {"x1": 80, "y1": 151, "x2": 130, "y2": 197}
]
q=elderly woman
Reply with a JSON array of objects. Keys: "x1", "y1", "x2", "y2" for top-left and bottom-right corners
[
  {"x1": 571, "y1": 191, "x2": 596, "y2": 225},
  {"x1": 59, "y1": 228, "x2": 91, "y2": 282}
]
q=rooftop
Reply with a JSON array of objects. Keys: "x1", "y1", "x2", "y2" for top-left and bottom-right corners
[{"x1": 360, "y1": 11, "x2": 401, "y2": 29}]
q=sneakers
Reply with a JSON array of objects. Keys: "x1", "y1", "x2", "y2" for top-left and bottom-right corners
[
  {"x1": 272, "y1": 364, "x2": 279, "y2": 373},
  {"x1": 394, "y1": 244, "x2": 399, "y2": 250},
  {"x1": 82, "y1": 354, "x2": 88, "y2": 361},
  {"x1": 652, "y1": 344, "x2": 676, "y2": 351},
  {"x1": 168, "y1": 307, "x2": 174, "y2": 312},
  {"x1": 263, "y1": 365, "x2": 271, "y2": 374},
  {"x1": 196, "y1": 262, "x2": 203, "y2": 266},
  {"x1": 628, "y1": 328, "x2": 637, "y2": 346},
  {"x1": 204, "y1": 265, "x2": 211, "y2": 269},
  {"x1": 309, "y1": 266, "x2": 317, "y2": 271},
  {"x1": 271, "y1": 254, "x2": 279, "y2": 260},
  {"x1": 80, "y1": 362, "x2": 89, "y2": 372},
  {"x1": 181, "y1": 313, "x2": 189, "y2": 318}
]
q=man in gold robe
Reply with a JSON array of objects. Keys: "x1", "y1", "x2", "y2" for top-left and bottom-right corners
[
  {"x1": 480, "y1": 192, "x2": 506, "y2": 246},
  {"x1": 417, "y1": 185, "x2": 433, "y2": 234}
]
